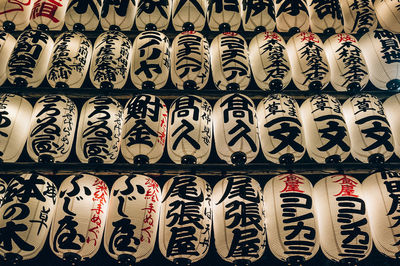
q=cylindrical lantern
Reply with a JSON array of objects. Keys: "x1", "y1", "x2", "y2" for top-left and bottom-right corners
[
  {"x1": 383, "y1": 93, "x2": 400, "y2": 159},
  {"x1": 104, "y1": 174, "x2": 161, "y2": 264},
  {"x1": 0, "y1": 31, "x2": 16, "y2": 86},
  {"x1": 207, "y1": 0, "x2": 241, "y2": 32},
  {"x1": 374, "y1": 0, "x2": 400, "y2": 33},
  {"x1": 307, "y1": 0, "x2": 343, "y2": 34},
  {"x1": 135, "y1": 0, "x2": 171, "y2": 31},
  {"x1": 0, "y1": 0, "x2": 34, "y2": 31},
  {"x1": 171, "y1": 0, "x2": 207, "y2": 31},
  {"x1": 64, "y1": 0, "x2": 103, "y2": 31},
  {"x1": 29, "y1": 0, "x2": 70, "y2": 31},
  {"x1": 239, "y1": 0, "x2": 275, "y2": 32},
  {"x1": 340, "y1": 0, "x2": 377, "y2": 34},
  {"x1": 100, "y1": 0, "x2": 137, "y2": 31},
  {"x1": 0, "y1": 177, "x2": 5, "y2": 207},
  {"x1": 274, "y1": 0, "x2": 309, "y2": 33}
]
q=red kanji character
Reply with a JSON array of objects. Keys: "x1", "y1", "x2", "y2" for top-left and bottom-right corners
[
  {"x1": 31, "y1": 0, "x2": 63, "y2": 23},
  {"x1": 300, "y1": 32, "x2": 319, "y2": 43},
  {"x1": 0, "y1": 0, "x2": 31, "y2": 15},
  {"x1": 264, "y1": 32, "x2": 281, "y2": 41},
  {"x1": 337, "y1": 33, "x2": 356, "y2": 43},
  {"x1": 280, "y1": 174, "x2": 305, "y2": 193},
  {"x1": 333, "y1": 175, "x2": 359, "y2": 197}
]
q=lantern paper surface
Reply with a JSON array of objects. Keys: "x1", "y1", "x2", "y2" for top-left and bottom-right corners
[
  {"x1": 374, "y1": 0, "x2": 400, "y2": 33},
  {"x1": 104, "y1": 174, "x2": 161, "y2": 263},
  {"x1": 159, "y1": 175, "x2": 212, "y2": 263},
  {"x1": 0, "y1": 177, "x2": 5, "y2": 207},
  {"x1": 257, "y1": 94, "x2": 305, "y2": 164},
  {"x1": 0, "y1": 31, "x2": 15, "y2": 86},
  {"x1": 340, "y1": 0, "x2": 377, "y2": 34},
  {"x1": 171, "y1": 0, "x2": 207, "y2": 31},
  {"x1": 65, "y1": 0, "x2": 103, "y2": 31},
  {"x1": 0, "y1": 0, "x2": 34, "y2": 31},
  {"x1": 239, "y1": 0, "x2": 275, "y2": 32},
  {"x1": 76, "y1": 96, "x2": 123, "y2": 164},
  {"x1": 100, "y1": 0, "x2": 137, "y2": 31},
  {"x1": 30, "y1": 0, "x2": 70, "y2": 31},
  {"x1": 307, "y1": 0, "x2": 343, "y2": 33},
  {"x1": 50, "y1": 174, "x2": 109, "y2": 262},
  {"x1": 207, "y1": 0, "x2": 241, "y2": 32},
  {"x1": 135, "y1": 0, "x2": 171, "y2": 31},
  {"x1": 314, "y1": 174, "x2": 372, "y2": 262},
  {"x1": 274, "y1": 0, "x2": 309, "y2": 33},
  {"x1": 383, "y1": 93, "x2": 400, "y2": 158}
]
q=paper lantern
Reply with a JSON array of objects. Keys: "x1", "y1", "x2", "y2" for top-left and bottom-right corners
[
  {"x1": 100, "y1": 0, "x2": 137, "y2": 31},
  {"x1": 0, "y1": 31, "x2": 15, "y2": 86},
  {"x1": 135, "y1": 0, "x2": 171, "y2": 31},
  {"x1": 383, "y1": 93, "x2": 400, "y2": 159},
  {"x1": 27, "y1": 95, "x2": 78, "y2": 163},
  {"x1": 324, "y1": 33, "x2": 369, "y2": 93},
  {"x1": 307, "y1": 0, "x2": 343, "y2": 34},
  {"x1": 0, "y1": 173, "x2": 57, "y2": 263},
  {"x1": 65, "y1": 0, "x2": 103, "y2": 31},
  {"x1": 0, "y1": 0, "x2": 34, "y2": 31},
  {"x1": 159, "y1": 175, "x2": 212, "y2": 264},
  {"x1": 167, "y1": 95, "x2": 212, "y2": 164},
  {"x1": 90, "y1": 31, "x2": 132, "y2": 90},
  {"x1": 0, "y1": 177, "x2": 5, "y2": 207},
  {"x1": 375, "y1": 0, "x2": 400, "y2": 33},
  {"x1": 286, "y1": 32, "x2": 330, "y2": 91},
  {"x1": 213, "y1": 175, "x2": 266, "y2": 264},
  {"x1": 76, "y1": 96, "x2": 123, "y2": 164},
  {"x1": 300, "y1": 94, "x2": 351, "y2": 164},
  {"x1": 257, "y1": 94, "x2": 305, "y2": 164},
  {"x1": 131, "y1": 31, "x2": 170, "y2": 90},
  {"x1": 342, "y1": 93, "x2": 394, "y2": 163},
  {"x1": 340, "y1": 0, "x2": 377, "y2": 34},
  {"x1": 239, "y1": 0, "x2": 275, "y2": 32},
  {"x1": 30, "y1": 0, "x2": 70, "y2": 31},
  {"x1": 121, "y1": 94, "x2": 168, "y2": 164},
  {"x1": 314, "y1": 174, "x2": 372, "y2": 263},
  {"x1": 7, "y1": 29, "x2": 54, "y2": 88},
  {"x1": 170, "y1": 31, "x2": 210, "y2": 90},
  {"x1": 0, "y1": 93, "x2": 33, "y2": 163},
  {"x1": 249, "y1": 31, "x2": 291, "y2": 91},
  {"x1": 358, "y1": 29, "x2": 400, "y2": 91},
  {"x1": 210, "y1": 32, "x2": 251, "y2": 91},
  {"x1": 274, "y1": 0, "x2": 309, "y2": 33},
  {"x1": 207, "y1": 0, "x2": 241, "y2": 32},
  {"x1": 47, "y1": 31, "x2": 92, "y2": 89},
  {"x1": 171, "y1": 0, "x2": 207, "y2": 31},
  {"x1": 264, "y1": 173, "x2": 319, "y2": 263},
  {"x1": 213, "y1": 93, "x2": 259, "y2": 165},
  {"x1": 50, "y1": 174, "x2": 109, "y2": 263},
  {"x1": 104, "y1": 174, "x2": 161, "y2": 264}
]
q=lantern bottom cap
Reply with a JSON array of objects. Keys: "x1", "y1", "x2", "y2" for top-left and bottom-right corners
[
  {"x1": 269, "y1": 79, "x2": 283, "y2": 91},
  {"x1": 233, "y1": 259, "x2": 251, "y2": 266},
  {"x1": 325, "y1": 155, "x2": 341, "y2": 164},
  {"x1": 63, "y1": 252, "x2": 81, "y2": 265},
  {"x1": 183, "y1": 80, "x2": 197, "y2": 90},
  {"x1": 2, "y1": 20, "x2": 15, "y2": 32},
  {"x1": 55, "y1": 82, "x2": 69, "y2": 89},
  {"x1": 219, "y1": 23, "x2": 231, "y2": 33},
  {"x1": 134, "y1": 155, "x2": 149, "y2": 165},
  {"x1": 286, "y1": 256, "x2": 305, "y2": 266},
  {"x1": 173, "y1": 258, "x2": 191, "y2": 265},
  {"x1": 73, "y1": 23, "x2": 85, "y2": 32},
  {"x1": 88, "y1": 157, "x2": 104, "y2": 164},
  {"x1": 118, "y1": 254, "x2": 136, "y2": 265},
  {"x1": 231, "y1": 151, "x2": 247, "y2": 166},
  {"x1": 386, "y1": 79, "x2": 400, "y2": 91},
  {"x1": 110, "y1": 25, "x2": 121, "y2": 31},
  {"x1": 4, "y1": 253, "x2": 22, "y2": 263},
  {"x1": 182, "y1": 22, "x2": 195, "y2": 32},
  {"x1": 181, "y1": 155, "x2": 197, "y2": 164},
  {"x1": 38, "y1": 154, "x2": 55, "y2": 164},
  {"x1": 288, "y1": 27, "x2": 300, "y2": 35},
  {"x1": 368, "y1": 153, "x2": 384, "y2": 165},
  {"x1": 255, "y1": 26, "x2": 266, "y2": 33},
  {"x1": 145, "y1": 23, "x2": 157, "y2": 31},
  {"x1": 339, "y1": 258, "x2": 359, "y2": 265},
  {"x1": 142, "y1": 81, "x2": 155, "y2": 90},
  {"x1": 279, "y1": 153, "x2": 295, "y2": 165},
  {"x1": 37, "y1": 24, "x2": 49, "y2": 31},
  {"x1": 14, "y1": 77, "x2": 28, "y2": 88}
]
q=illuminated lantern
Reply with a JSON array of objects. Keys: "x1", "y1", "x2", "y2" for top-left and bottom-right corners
[
  {"x1": 239, "y1": 0, "x2": 275, "y2": 32},
  {"x1": 340, "y1": 0, "x2": 377, "y2": 34},
  {"x1": 264, "y1": 173, "x2": 319, "y2": 263},
  {"x1": 30, "y1": 0, "x2": 69, "y2": 31},
  {"x1": 0, "y1": 177, "x2": 5, "y2": 207},
  {"x1": 300, "y1": 94, "x2": 351, "y2": 164},
  {"x1": 0, "y1": 93, "x2": 32, "y2": 163},
  {"x1": 249, "y1": 31, "x2": 291, "y2": 91},
  {"x1": 286, "y1": 32, "x2": 330, "y2": 91},
  {"x1": 135, "y1": 0, "x2": 171, "y2": 31},
  {"x1": 104, "y1": 174, "x2": 161, "y2": 264},
  {"x1": 324, "y1": 33, "x2": 369, "y2": 93},
  {"x1": 65, "y1": 0, "x2": 103, "y2": 32},
  {"x1": 7, "y1": 29, "x2": 54, "y2": 88},
  {"x1": 0, "y1": 0, "x2": 34, "y2": 31},
  {"x1": 170, "y1": 31, "x2": 210, "y2": 90},
  {"x1": 131, "y1": 31, "x2": 170, "y2": 90},
  {"x1": 314, "y1": 174, "x2": 372, "y2": 263},
  {"x1": 47, "y1": 31, "x2": 92, "y2": 89},
  {"x1": 274, "y1": 0, "x2": 309, "y2": 33},
  {"x1": 76, "y1": 96, "x2": 123, "y2": 164},
  {"x1": 384, "y1": 94, "x2": 400, "y2": 158},
  {"x1": 210, "y1": 32, "x2": 251, "y2": 91},
  {"x1": 307, "y1": 0, "x2": 343, "y2": 34},
  {"x1": 358, "y1": 29, "x2": 400, "y2": 91},
  {"x1": 100, "y1": 0, "x2": 137, "y2": 31},
  {"x1": 27, "y1": 95, "x2": 78, "y2": 163},
  {"x1": 50, "y1": 174, "x2": 109, "y2": 263},
  {"x1": 167, "y1": 95, "x2": 212, "y2": 164},
  {"x1": 90, "y1": 31, "x2": 132, "y2": 90},
  {"x1": 207, "y1": 0, "x2": 241, "y2": 32},
  {"x1": 213, "y1": 93, "x2": 259, "y2": 165},
  {"x1": 375, "y1": 0, "x2": 400, "y2": 33},
  {"x1": 159, "y1": 175, "x2": 212, "y2": 264},
  {"x1": 0, "y1": 31, "x2": 15, "y2": 86},
  {"x1": 257, "y1": 94, "x2": 305, "y2": 164},
  {"x1": 171, "y1": 0, "x2": 207, "y2": 31},
  {"x1": 342, "y1": 93, "x2": 394, "y2": 163},
  {"x1": 213, "y1": 175, "x2": 266, "y2": 264},
  {"x1": 0, "y1": 173, "x2": 57, "y2": 263},
  {"x1": 121, "y1": 94, "x2": 168, "y2": 164}
]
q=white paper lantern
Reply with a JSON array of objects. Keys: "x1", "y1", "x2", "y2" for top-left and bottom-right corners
[
  {"x1": 100, "y1": 0, "x2": 137, "y2": 31},
  {"x1": 210, "y1": 32, "x2": 251, "y2": 91},
  {"x1": 104, "y1": 174, "x2": 161, "y2": 264},
  {"x1": 257, "y1": 94, "x2": 305, "y2": 164},
  {"x1": 0, "y1": 31, "x2": 15, "y2": 86},
  {"x1": 171, "y1": 0, "x2": 207, "y2": 31},
  {"x1": 249, "y1": 31, "x2": 291, "y2": 91},
  {"x1": 307, "y1": 0, "x2": 343, "y2": 34},
  {"x1": 122, "y1": 94, "x2": 168, "y2": 164},
  {"x1": 76, "y1": 96, "x2": 123, "y2": 164},
  {"x1": 135, "y1": 0, "x2": 171, "y2": 31},
  {"x1": 342, "y1": 93, "x2": 394, "y2": 163},
  {"x1": 274, "y1": 0, "x2": 309, "y2": 33},
  {"x1": 314, "y1": 174, "x2": 372, "y2": 263},
  {"x1": 340, "y1": 0, "x2": 377, "y2": 34},
  {"x1": 207, "y1": 0, "x2": 241, "y2": 32},
  {"x1": 30, "y1": 0, "x2": 70, "y2": 31},
  {"x1": 170, "y1": 31, "x2": 210, "y2": 90},
  {"x1": 7, "y1": 29, "x2": 54, "y2": 88},
  {"x1": 50, "y1": 174, "x2": 109, "y2": 263},
  {"x1": 0, "y1": 0, "x2": 34, "y2": 31},
  {"x1": 159, "y1": 175, "x2": 212, "y2": 264},
  {"x1": 65, "y1": 0, "x2": 103, "y2": 31},
  {"x1": 375, "y1": 0, "x2": 400, "y2": 33},
  {"x1": 0, "y1": 173, "x2": 57, "y2": 263},
  {"x1": 0, "y1": 93, "x2": 32, "y2": 163},
  {"x1": 239, "y1": 0, "x2": 275, "y2": 32},
  {"x1": 384, "y1": 93, "x2": 400, "y2": 159},
  {"x1": 0, "y1": 177, "x2": 5, "y2": 207}
]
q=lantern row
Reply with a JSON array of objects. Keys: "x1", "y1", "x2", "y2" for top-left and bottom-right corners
[
  {"x1": 0, "y1": 171, "x2": 399, "y2": 265},
  {"x1": 1, "y1": 92, "x2": 400, "y2": 166}
]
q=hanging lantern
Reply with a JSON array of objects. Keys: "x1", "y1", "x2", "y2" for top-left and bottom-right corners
[
  {"x1": 170, "y1": 31, "x2": 210, "y2": 91},
  {"x1": 210, "y1": 32, "x2": 251, "y2": 91},
  {"x1": 306, "y1": 0, "x2": 343, "y2": 34},
  {"x1": 0, "y1": 93, "x2": 33, "y2": 163},
  {"x1": 0, "y1": 31, "x2": 15, "y2": 86},
  {"x1": 7, "y1": 29, "x2": 54, "y2": 88},
  {"x1": 65, "y1": 0, "x2": 103, "y2": 32},
  {"x1": 300, "y1": 94, "x2": 351, "y2": 164},
  {"x1": 358, "y1": 29, "x2": 400, "y2": 91},
  {"x1": 47, "y1": 31, "x2": 92, "y2": 89},
  {"x1": 274, "y1": 0, "x2": 309, "y2": 33},
  {"x1": 76, "y1": 96, "x2": 123, "y2": 164},
  {"x1": 0, "y1": 0, "x2": 34, "y2": 31},
  {"x1": 248, "y1": 31, "x2": 291, "y2": 91},
  {"x1": 167, "y1": 95, "x2": 212, "y2": 164},
  {"x1": 131, "y1": 31, "x2": 170, "y2": 90},
  {"x1": 0, "y1": 177, "x2": 6, "y2": 207},
  {"x1": 104, "y1": 174, "x2": 161, "y2": 264},
  {"x1": 239, "y1": 0, "x2": 275, "y2": 32},
  {"x1": 135, "y1": 0, "x2": 171, "y2": 31},
  {"x1": 383, "y1": 93, "x2": 400, "y2": 159},
  {"x1": 0, "y1": 173, "x2": 57, "y2": 263},
  {"x1": 50, "y1": 174, "x2": 109, "y2": 263},
  {"x1": 207, "y1": 0, "x2": 241, "y2": 32},
  {"x1": 342, "y1": 93, "x2": 394, "y2": 164},
  {"x1": 159, "y1": 175, "x2": 212, "y2": 264},
  {"x1": 100, "y1": 0, "x2": 137, "y2": 31},
  {"x1": 286, "y1": 32, "x2": 330, "y2": 91},
  {"x1": 30, "y1": 0, "x2": 70, "y2": 31},
  {"x1": 374, "y1": 0, "x2": 400, "y2": 33},
  {"x1": 121, "y1": 94, "x2": 168, "y2": 164},
  {"x1": 340, "y1": 0, "x2": 377, "y2": 34},
  {"x1": 257, "y1": 94, "x2": 305, "y2": 164},
  {"x1": 171, "y1": 0, "x2": 207, "y2": 31},
  {"x1": 27, "y1": 95, "x2": 78, "y2": 163},
  {"x1": 314, "y1": 174, "x2": 372, "y2": 263}
]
